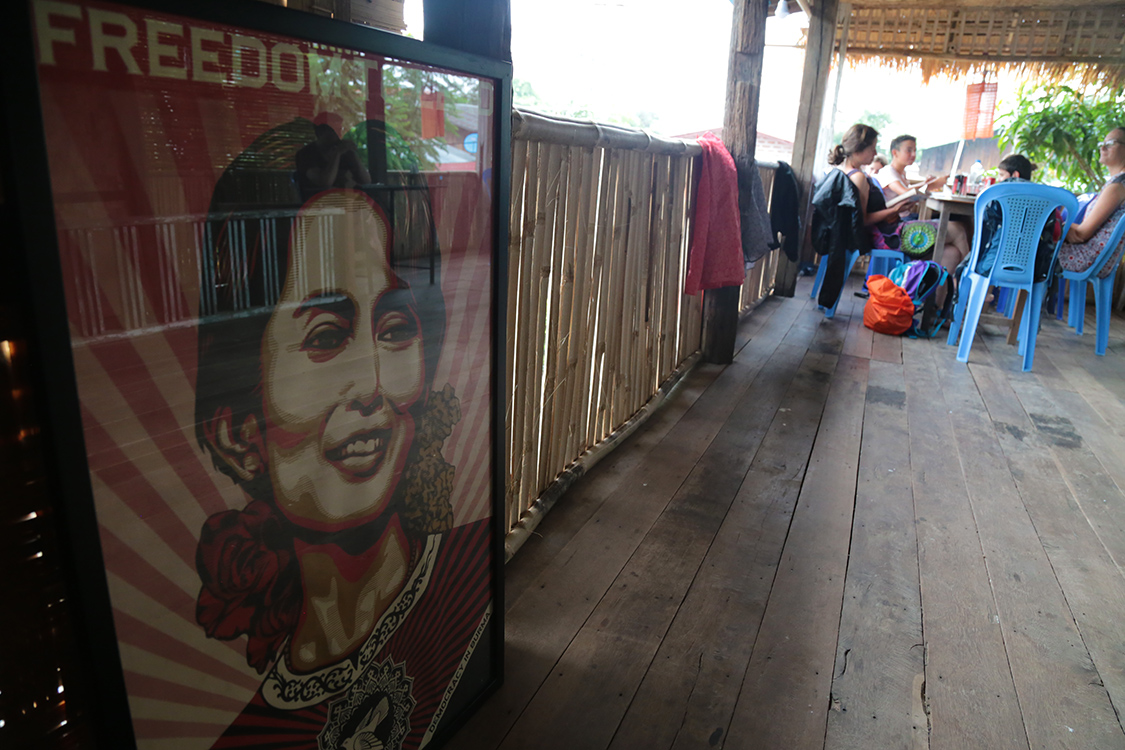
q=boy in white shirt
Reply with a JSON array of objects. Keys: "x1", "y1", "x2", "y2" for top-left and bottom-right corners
[{"x1": 877, "y1": 134, "x2": 970, "y2": 275}]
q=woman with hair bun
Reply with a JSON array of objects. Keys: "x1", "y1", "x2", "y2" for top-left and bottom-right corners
[
  {"x1": 812, "y1": 124, "x2": 907, "y2": 308},
  {"x1": 819, "y1": 124, "x2": 970, "y2": 306}
]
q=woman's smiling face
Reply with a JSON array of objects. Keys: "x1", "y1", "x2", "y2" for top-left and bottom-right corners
[{"x1": 260, "y1": 191, "x2": 425, "y2": 529}]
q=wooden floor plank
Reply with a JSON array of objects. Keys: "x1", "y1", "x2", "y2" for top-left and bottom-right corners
[
  {"x1": 967, "y1": 358, "x2": 1125, "y2": 730},
  {"x1": 841, "y1": 293, "x2": 874, "y2": 360},
  {"x1": 504, "y1": 362, "x2": 725, "y2": 609},
  {"x1": 826, "y1": 359, "x2": 926, "y2": 750},
  {"x1": 901, "y1": 337, "x2": 1029, "y2": 750},
  {"x1": 726, "y1": 354, "x2": 869, "y2": 749},
  {"x1": 1038, "y1": 345, "x2": 1125, "y2": 499},
  {"x1": 446, "y1": 294, "x2": 815, "y2": 750},
  {"x1": 1006, "y1": 377, "x2": 1125, "y2": 578},
  {"x1": 609, "y1": 351, "x2": 839, "y2": 750},
  {"x1": 811, "y1": 295, "x2": 854, "y2": 355},
  {"x1": 932, "y1": 349, "x2": 1125, "y2": 749},
  {"x1": 450, "y1": 286, "x2": 1125, "y2": 750},
  {"x1": 506, "y1": 290, "x2": 793, "y2": 607},
  {"x1": 871, "y1": 331, "x2": 903, "y2": 363},
  {"x1": 496, "y1": 340, "x2": 817, "y2": 750},
  {"x1": 734, "y1": 292, "x2": 784, "y2": 354}
]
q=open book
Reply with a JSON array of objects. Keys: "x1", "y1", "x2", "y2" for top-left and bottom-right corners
[
  {"x1": 913, "y1": 173, "x2": 949, "y2": 190},
  {"x1": 887, "y1": 187, "x2": 926, "y2": 208}
]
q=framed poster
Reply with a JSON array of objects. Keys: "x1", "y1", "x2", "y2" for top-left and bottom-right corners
[{"x1": 6, "y1": 0, "x2": 509, "y2": 746}]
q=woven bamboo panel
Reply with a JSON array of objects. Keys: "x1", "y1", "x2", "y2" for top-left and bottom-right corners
[{"x1": 836, "y1": 5, "x2": 1125, "y2": 84}]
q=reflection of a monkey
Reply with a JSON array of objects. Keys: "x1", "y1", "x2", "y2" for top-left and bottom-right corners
[{"x1": 296, "y1": 123, "x2": 372, "y2": 200}]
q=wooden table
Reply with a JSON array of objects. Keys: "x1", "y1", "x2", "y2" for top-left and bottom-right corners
[{"x1": 919, "y1": 192, "x2": 976, "y2": 255}]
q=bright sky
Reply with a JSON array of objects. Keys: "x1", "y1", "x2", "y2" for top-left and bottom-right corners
[{"x1": 403, "y1": 0, "x2": 1032, "y2": 153}]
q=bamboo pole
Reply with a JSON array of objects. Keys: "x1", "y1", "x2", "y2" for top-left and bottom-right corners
[
  {"x1": 563, "y1": 147, "x2": 597, "y2": 466},
  {"x1": 604, "y1": 148, "x2": 633, "y2": 434},
  {"x1": 617, "y1": 150, "x2": 643, "y2": 424},
  {"x1": 649, "y1": 154, "x2": 672, "y2": 386},
  {"x1": 509, "y1": 140, "x2": 541, "y2": 530},
  {"x1": 586, "y1": 148, "x2": 615, "y2": 450},
  {"x1": 505, "y1": 139, "x2": 528, "y2": 511},
  {"x1": 660, "y1": 155, "x2": 681, "y2": 381},
  {"x1": 512, "y1": 110, "x2": 702, "y2": 156},
  {"x1": 624, "y1": 152, "x2": 645, "y2": 416},
  {"x1": 631, "y1": 152, "x2": 655, "y2": 415},
  {"x1": 545, "y1": 145, "x2": 581, "y2": 483},
  {"x1": 537, "y1": 144, "x2": 571, "y2": 495},
  {"x1": 519, "y1": 141, "x2": 562, "y2": 518},
  {"x1": 594, "y1": 149, "x2": 625, "y2": 444},
  {"x1": 606, "y1": 150, "x2": 632, "y2": 431},
  {"x1": 679, "y1": 154, "x2": 697, "y2": 359},
  {"x1": 664, "y1": 155, "x2": 687, "y2": 377}
]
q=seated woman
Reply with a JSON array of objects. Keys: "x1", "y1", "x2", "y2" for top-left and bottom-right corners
[
  {"x1": 812, "y1": 124, "x2": 901, "y2": 308},
  {"x1": 1059, "y1": 127, "x2": 1125, "y2": 279},
  {"x1": 973, "y1": 154, "x2": 1062, "y2": 282}
]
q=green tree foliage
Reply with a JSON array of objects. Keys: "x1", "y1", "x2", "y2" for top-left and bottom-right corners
[
  {"x1": 833, "y1": 109, "x2": 894, "y2": 147},
  {"x1": 997, "y1": 82, "x2": 1125, "y2": 192},
  {"x1": 381, "y1": 66, "x2": 478, "y2": 171},
  {"x1": 305, "y1": 53, "x2": 479, "y2": 172}
]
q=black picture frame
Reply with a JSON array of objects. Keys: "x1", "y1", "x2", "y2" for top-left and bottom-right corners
[{"x1": 1, "y1": 0, "x2": 509, "y2": 746}]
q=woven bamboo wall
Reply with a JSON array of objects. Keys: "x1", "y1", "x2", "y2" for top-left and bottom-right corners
[
  {"x1": 840, "y1": 5, "x2": 1125, "y2": 83},
  {"x1": 504, "y1": 136, "x2": 703, "y2": 533}
]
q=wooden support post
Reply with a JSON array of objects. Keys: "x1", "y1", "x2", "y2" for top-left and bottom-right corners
[
  {"x1": 703, "y1": 0, "x2": 768, "y2": 364},
  {"x1": 775, "y1": 0, "x2": 843, "y2": 297},
  {"x1": 422, "y1": 0, "x2": 512, "y2": 60}
]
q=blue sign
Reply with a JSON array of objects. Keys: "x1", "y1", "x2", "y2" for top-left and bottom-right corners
[{"x1": 464, "y1": 132, "x2": 479, "y2": 154}]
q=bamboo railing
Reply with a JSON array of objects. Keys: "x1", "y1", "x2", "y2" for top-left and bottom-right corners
[{"x1": 503, "y1": 110, "x2": 781, "y2": 557}]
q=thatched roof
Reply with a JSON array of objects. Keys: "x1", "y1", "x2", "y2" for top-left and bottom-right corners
[{"x1": 776, "y1": 1, "x2": 1125, "y2": 86}]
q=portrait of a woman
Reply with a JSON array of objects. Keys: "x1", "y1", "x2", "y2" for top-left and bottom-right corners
[{"x1": 191, "y1": 118, "x2": 493, "y2": 750}]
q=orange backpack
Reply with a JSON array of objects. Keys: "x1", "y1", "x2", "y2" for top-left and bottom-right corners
[{"x1": 863, "y1": 275, "x2": 914, "y2": 335}]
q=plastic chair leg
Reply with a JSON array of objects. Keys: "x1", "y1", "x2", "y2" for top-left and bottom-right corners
[
  {"x1": 956, "y1": 274, "x2": 992, "y2": 364},
  {"x1": 824, "y1": 250, "x2": 860, "y2": 319},
  {"x1": 1056, "y1": 276, "x2": 1066, "y2": 320},
  {"x1": 1021, "y1": 282, "x2": 1049, "y2": 372},
  {"x1": 811, "y1": 255, "x2": 827, "y2": 299},
  {"x1": 1093, "y1": 272, "x2": 1114, "y2": 356},
  {"x1": 947, "y1": 271, "x2": 969, "y2": 346},
  {"x1": 1070, "y1": 280, "x2": 1087, "y2": 332},
  {"x1": 1078, "y1": 281, "x2": 1089, "y2": 335}
]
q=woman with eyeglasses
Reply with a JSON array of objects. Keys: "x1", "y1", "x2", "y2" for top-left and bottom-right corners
[{"x1": 1058, "y1": 127, "x2": 1125, "y2": 277}]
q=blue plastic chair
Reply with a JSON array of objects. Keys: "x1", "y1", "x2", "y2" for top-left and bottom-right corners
[
  {"x1": 810, "y1": 249, "x2": 860, "y2": 318},
  {"x1": 946, "y1": 183, "x2": 1078, "y2": 371},
  {"x1": 867, "y1": 249, "x2": 905, "y2": 280},
  {"x1": 1060, "y1": 215, "x2": 1125, "y2": 355}
]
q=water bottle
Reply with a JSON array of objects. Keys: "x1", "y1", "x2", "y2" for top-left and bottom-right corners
[{"x1": 969, "y1": 159, "x2": 984, "y2": 193}]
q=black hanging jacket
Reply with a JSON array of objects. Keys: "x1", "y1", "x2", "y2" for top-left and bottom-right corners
[
  {"x1": 770, "y1": 161, "x2": 801, "y2": 262},
  {"x1": 811, "y1": 169, "x2": 869, "y2": 309}
]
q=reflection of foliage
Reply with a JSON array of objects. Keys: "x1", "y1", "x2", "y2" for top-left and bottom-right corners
[
  {"x1": 513, "y1": 78, "x2": 543, "y2": 110},
  {"x1": 304, "y1": 52, "x2": 479, "y2": 172},
  {"x1": 345, "y1": 121, "x2": 423, "y2": 174},
  {"x1": 997, "y1": 82, "x2": 1125, "y2": 192},
  {"x1": 383, "y1": 66, "x2": 478, "y2": 171}
]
